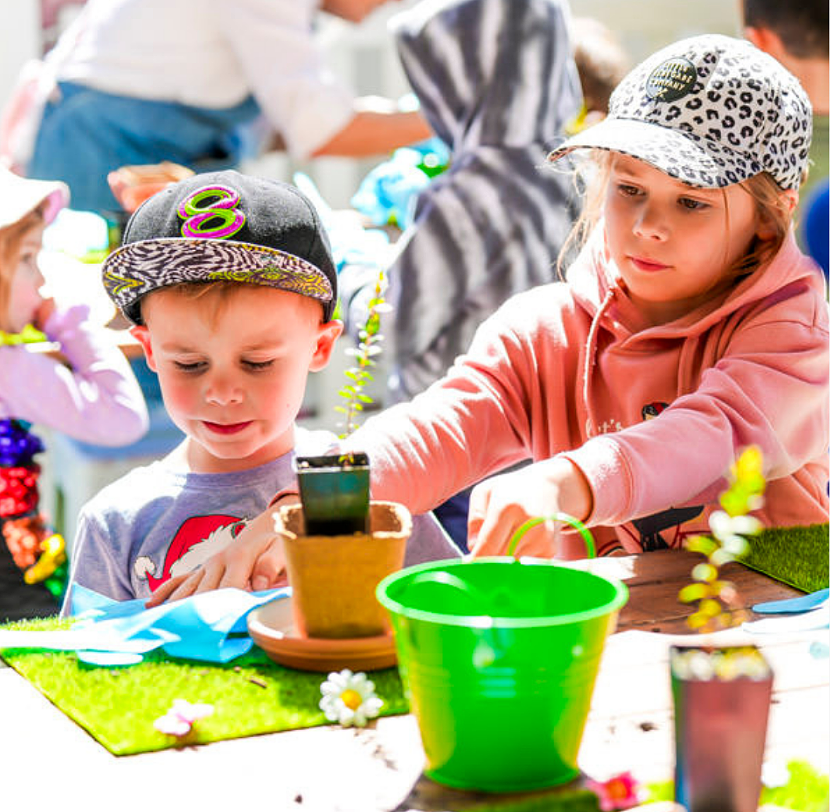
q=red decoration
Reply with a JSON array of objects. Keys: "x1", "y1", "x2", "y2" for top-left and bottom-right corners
[{"x1": 0, "y1": 464, "x2": 41, "y2": 517}]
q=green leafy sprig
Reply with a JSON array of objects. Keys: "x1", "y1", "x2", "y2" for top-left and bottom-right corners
[
  {"x1": 335, "y1": 268, "x2": 391, "y2": 439},
  {"x1": 679, "y1": 446, "x2": 766, "y2": 633}
]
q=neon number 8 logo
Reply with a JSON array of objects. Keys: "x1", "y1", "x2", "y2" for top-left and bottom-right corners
[{"x1": 177, "y1": 185, "x2": 246, "y2": 239}]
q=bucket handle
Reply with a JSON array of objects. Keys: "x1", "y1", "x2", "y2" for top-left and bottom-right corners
[
  {"x1": 399, "y1": 569, "x2": 491, "y2": 612},
  {"x1": 507, "y1": 513, "x2": 596, "y2": 560}
]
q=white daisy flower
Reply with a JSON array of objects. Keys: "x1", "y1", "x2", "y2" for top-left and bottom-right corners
[{"x1": 319, "y1": 669, "x2": 383, "y2": 728}]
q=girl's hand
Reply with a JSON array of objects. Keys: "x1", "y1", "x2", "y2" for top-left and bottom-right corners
[
  {"x1": 33, "y1": 297, "x2": 55, "y2": 331},
  {"x1": 466, "y1": 457, "x2": 592, "y2": 558},
  {"x1": 145, "y1": 508, "x2": 287, "y2": 606}
]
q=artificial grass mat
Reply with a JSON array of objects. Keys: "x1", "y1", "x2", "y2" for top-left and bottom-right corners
[
  {"x1": 742, "y1": 523, "x2": 829, "y2": 593},
  {"x1": 0, "y1": 616, "x2": 408, "y2": 756},
  {"x1": 3, "y1": 620, "x2": 827, "y2": 812}
]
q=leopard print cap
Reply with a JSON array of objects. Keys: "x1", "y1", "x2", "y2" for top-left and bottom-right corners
[{"x1": 547, "y1": 34, "x2": 812, "y2": 190}]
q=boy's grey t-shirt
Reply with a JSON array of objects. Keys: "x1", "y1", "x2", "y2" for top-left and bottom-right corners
[{"x1": 64, "y1": 429, "x2": 460, "y2": 610}]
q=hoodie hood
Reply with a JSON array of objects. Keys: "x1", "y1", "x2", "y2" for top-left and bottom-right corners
[
  {"x1": 390, "y1": 0, "x2": 582, "y2": 153},
  {"x1": 383, "y1": 0, "x2": 583, "y2": 402}
]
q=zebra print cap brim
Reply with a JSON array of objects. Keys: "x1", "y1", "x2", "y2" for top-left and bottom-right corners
[{"x1": 102, "y1": 238, "x2": 335, "y2": 324}]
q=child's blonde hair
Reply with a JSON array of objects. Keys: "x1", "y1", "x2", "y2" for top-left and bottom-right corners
[
  {"x1": 0, "y1": 204, "x2": 46, "y2": 329},
  {"x1": 139, "y1": 280, "x2": 324, "y2": 330},
  {"x1": 556, "y1": 151, "x2": 793, "y2": 282}
]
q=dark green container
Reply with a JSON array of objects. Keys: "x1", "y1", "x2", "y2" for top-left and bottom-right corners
[{"x1": 294, "y1": 453, "x2": 370, "y2": 536}]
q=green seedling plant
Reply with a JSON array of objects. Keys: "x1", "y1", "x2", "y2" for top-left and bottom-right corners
[
  {"x1": 672, "y1": 446, "x2": 771, "y2": 682},
  {"x1": 679, "y1": 445, "x2": 766, "y2": 634},
  {"x1": 335, "y1": 268, "x2": 391, "y2": 441}
]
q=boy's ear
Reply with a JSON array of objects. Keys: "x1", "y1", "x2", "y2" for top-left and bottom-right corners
[
  {"x1": 130, "y1": 325, "x2": 157, "y2": 371},
  {"x1": 309, "y1": 319, "x2": 344, "y2": 372}
]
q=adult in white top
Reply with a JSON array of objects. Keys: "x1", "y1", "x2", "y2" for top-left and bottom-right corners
[{"x1": 9, "y1": 0, "x2": 430, "y2": 214}]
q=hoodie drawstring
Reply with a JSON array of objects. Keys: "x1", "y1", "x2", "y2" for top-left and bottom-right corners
[{"x1": 582, "y1": 286, "x2": 617, "y2": 438}]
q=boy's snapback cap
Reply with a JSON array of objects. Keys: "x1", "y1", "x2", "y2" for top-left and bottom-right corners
[
  {"x1": 547, "y1": 34, "x2": 812, "y2": 190},
  {"x1": 0, "y1": 165, "x2": 69, "y2": 230},
  {"x1": 102, "y1": 170, "x2": 337, "y2": 324}
]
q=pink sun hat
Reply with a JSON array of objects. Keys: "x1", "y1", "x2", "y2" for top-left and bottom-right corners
[{"x1": 0, "y1": 164, "x2": 69, "y2": 230}]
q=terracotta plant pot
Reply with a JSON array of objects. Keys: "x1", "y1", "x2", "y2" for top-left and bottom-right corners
[
  {"x1": 670, "y1": 644, "x2": 773, "y2": 812},
  {"x1": 277, "y1": 500, "x2": 411, "y2": 639}
]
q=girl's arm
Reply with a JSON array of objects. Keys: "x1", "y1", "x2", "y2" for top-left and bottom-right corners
[
  {"x1": 342, "y1": 284, "x2": 582, "y2": 516},
  {"x1": 0, "y1": 304, "x2": 148, "y2": 446},
  {"x1": 462, "y1": 296, "x2": 829, "y2": 553}
]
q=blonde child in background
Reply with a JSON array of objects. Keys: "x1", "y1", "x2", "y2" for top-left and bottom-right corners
[
  {"x1": 147, "y1": 34, "x2": 828, "y2": 598},
  {"x1": 0, "y1": 166, "x2": 148, "y2": 619},
  {"x1": 63, "y1": 170, "x2": 459, "y2": 613},
  {"x1": 568, "y1": 16, "x2": 630, "y2": 132}
]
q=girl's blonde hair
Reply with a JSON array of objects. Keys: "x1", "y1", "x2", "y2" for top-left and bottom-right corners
[
  {"x1": 556, "y1": 150, "x2": 793, "y2": 281},
  {"x1": 0, "y1": 204, "x2": 46, "y2": 330}
]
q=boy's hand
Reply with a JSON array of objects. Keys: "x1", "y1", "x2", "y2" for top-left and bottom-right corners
[
  {"x1": 145, "y1": 508, "x2": 287, "y2": 606},
  {"x1": 467, "y1": 457, "x2": 592, "y2": 558}
]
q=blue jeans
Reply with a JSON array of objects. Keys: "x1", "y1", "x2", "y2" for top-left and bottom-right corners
[
  {"x1": 29, "y1": 82, "x2": 261, "y2": 215},
  {"x1": 433, "y1": 490, "x2": 471, "y2": 553}
]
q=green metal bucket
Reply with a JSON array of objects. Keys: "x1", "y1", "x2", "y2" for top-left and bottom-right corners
[{"x1": 376, "y1": 515, "x2": 628, "y2": 792}]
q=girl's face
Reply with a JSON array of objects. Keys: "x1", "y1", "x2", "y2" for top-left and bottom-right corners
[
  {"x1": 132, "y1": 286, "x2": 342, "y2": 474},
  {"x1": 3, "y1": 223, "x2": 46, "y2": 333},
  {"x1": 603, "y1": 154, "x2": 765, "y2": 325}
]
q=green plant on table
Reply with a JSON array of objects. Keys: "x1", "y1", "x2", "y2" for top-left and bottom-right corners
[
  {"x1": 292, "y1": 266, "x2": 389, "y2": 532},
  {"x1": 671, "y1": 447, "x2": 774, "y2": 812},
  {"x1": 679, "y1": 445, "x2": 766, "y2": 634},
  {"x1": 673, "y1": 446, "x2": 769, "y2": 681},
  {"x1": 679, "y1": 446, "x2": 766, "y2": 632}
]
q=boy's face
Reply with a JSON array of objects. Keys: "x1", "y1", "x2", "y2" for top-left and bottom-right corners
[{"x1": 132, "y1": 286, "x2": 342, "y2": 474}]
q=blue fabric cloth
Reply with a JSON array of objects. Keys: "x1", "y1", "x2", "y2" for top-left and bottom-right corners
[
  {"x1": 433, "y1": 491, "x2": 471, "y2": 553},
  {"x1": 0, "y1": 585, "x2": 289, "y2": 666},
  {"x1": 28, "y1": 82, "x2": 261, "y2": 215},
  {"x1": 70, "y1": 583, "x2": 288, "y2": 665}
]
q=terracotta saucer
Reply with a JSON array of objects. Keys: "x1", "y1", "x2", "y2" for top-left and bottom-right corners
[{"x1": 247, "y1": 596, "x2": 398, "y2": 673}]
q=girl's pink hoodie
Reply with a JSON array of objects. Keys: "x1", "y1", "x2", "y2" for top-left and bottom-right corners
[{"x1": 350, "y1": 227, "x2": 829, "y2": 553}]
